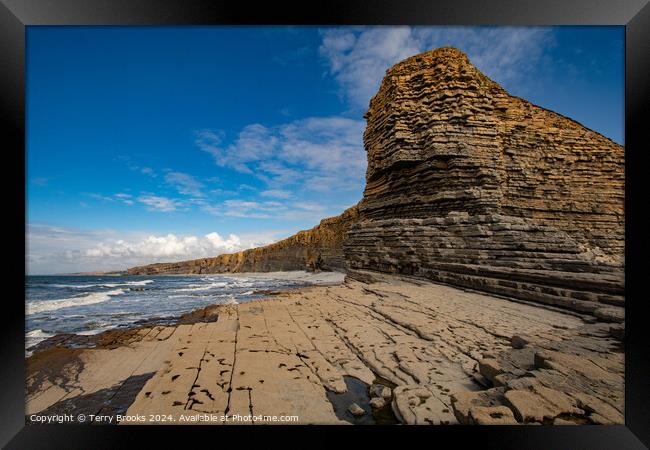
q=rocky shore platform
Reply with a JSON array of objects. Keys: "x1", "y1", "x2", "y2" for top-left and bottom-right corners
[{"x1": 26, "y1": 273, "x2": 624, "y2": 425}]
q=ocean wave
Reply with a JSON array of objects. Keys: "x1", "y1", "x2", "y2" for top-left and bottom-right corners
[
  {"x1": 26, "y1": 329, "x2": 53, "y2": 339},
  {"x1": 26, "y1": 289, "x2": 126, "y2": 315},
  {"x1": 52, "y1": 280, "x2": 154, "y2": 289},
  {"x1": 174, "y1": 287, "x2": 207, "y2": 292},
  {"x1": 25, "y1": 329, "x2": 55, "y2": 353},
  {"x1": 220, "y1": 295, "x2": 238, "y2": 305},
  {"x1": 175, "y1": 281, "x2": 228, "y2": 292},
  {"x1": 76, "y1": 326, "x2": 115, "y2": 336},
  {"x1": 104, "y1": 280, "x2": 154, "y2": 287}
]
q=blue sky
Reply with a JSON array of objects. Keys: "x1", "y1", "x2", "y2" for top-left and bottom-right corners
[{"x1": 26, "y1": 26, "x2": 624, "y2": 274}]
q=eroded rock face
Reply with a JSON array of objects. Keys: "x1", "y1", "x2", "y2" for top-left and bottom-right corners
[
  {"x1": 128, "y1": 205, "x2": 359, "y2": 275},
  {"x1": 345, "y1": 47, "x2": 625, "y2": 313}
]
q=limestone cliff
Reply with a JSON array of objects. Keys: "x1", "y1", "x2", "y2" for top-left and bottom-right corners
[
  {"x1": 127, "y1": 205, "x2": 359, "y2": 275},
  {"x1": 344, "y1": 47, "x2": 625, "y2": 314}
]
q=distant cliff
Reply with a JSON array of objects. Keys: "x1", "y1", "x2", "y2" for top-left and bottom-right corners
[
  {"x1": 345, "y1": 47, "x2": 625, "y2": 314},
  {"x1": 127, "y1": 205, "x2": 359, "y2": 275}
]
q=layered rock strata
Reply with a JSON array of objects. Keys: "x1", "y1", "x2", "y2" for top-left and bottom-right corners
[
  {"x1": 345, "y1": 47, "x2": 625, "y2": 316},
  {"x1": 128, "y1": 205, "x2": 358, "y2": 275}
]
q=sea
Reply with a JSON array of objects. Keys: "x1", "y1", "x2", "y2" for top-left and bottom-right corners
[{"x1": 25, "y1": 272, "x2": 344, "y2": 354}]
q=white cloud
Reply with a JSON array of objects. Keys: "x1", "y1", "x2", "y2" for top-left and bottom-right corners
[
  {"x1": 199, "y1": 198, "x2": 330, "y2": 222},
  {"x1": 223, "y1": 200, "x2": 264, "y2": 210},
  {"x1": 137, "y1": 195, "x2": 180, "y2": 212},
  {"x1": 196, "y1": 116, "x2": 366, "y2": 195},
  {"x1": 194, "y1": 116, "x2": 366, "y2": 223},
  {"x1": 319, "y1": 26, "x2": 554, "y2": 110},
  {"x1": 255, "y1": 161, "x2": 304, "y2": 189},
  {"x1": 205, "y1": 232, "x2": 242, "y2": 250},
  {"x1": 86, "y1": 192, "x2": 136, "y2": 206},
  {"x1": 293, "y1": 202, "x2": 326, "y2": 212},
  {"x1": 196, "y1": 125, "x2": 277, "y2": 174},
  {"x1": 319, "y1": 27, "x2": 421, "y2": 109},
  {"x1": 26, "y1": 223, "x2": 285, "y2": 274},
  {"x1": 141, "y1": 167, "x2": 156, "y2": 177},
  {"x1": 165, "y1": 171, "x2": 205, "y2": 197},
  {"x1": 84, "y1": 232, "x2": 242, "y2": 259},
  {"x1": 220, "y1": 199, "x2": 283, "y2": 219},
  {"x1": 86, "y1": 193, "x2": 116, "y2": 202},
  {"x1": 279, "y1": 117, "x2": 366, "y2": 174},
  {"x1": 114, "y1": 193, "x2": 134, "y2": 205},
  {"x1": 261, "y1": 189, "x2": 292, "y2": 199},
  {"x1": 119, "y1": 156, "x2": 157, "y2": 178}
]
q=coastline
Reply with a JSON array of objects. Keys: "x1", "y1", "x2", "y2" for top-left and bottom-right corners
[
  {"x1": 22, "y1": 35, "x2": 628, "y2": 435},
  {"x1": 26, "y1": 272, "x2": 624, "y2": 425},
  {"x1": 25, "y1": 271, "x2": 346, "y2": 353}
]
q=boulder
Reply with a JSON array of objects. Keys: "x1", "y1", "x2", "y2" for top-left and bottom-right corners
[
  {"x1": 370, "y1": 383, "x2": 392, "y2": 400},
  {"x1": 348, "y1": 403, "x2": 365, "y2": 417}
]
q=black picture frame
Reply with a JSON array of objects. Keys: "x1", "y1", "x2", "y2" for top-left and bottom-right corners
[{"x1": 2, "y1": 0, "x2": 648, "y2": 448}]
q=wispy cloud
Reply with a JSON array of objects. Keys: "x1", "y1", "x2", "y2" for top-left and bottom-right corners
[
  {"x1": 279, "y1": 117, "x2": 366, "y2": 174},
  {"x1": 114, "y1": 193, "x2": 134, "y2": 205},
  {"x1": 292, "y1": 202, "x2": 326, "y2": 212},
  {"x1": 220, "y1": 200, "x2": 276, "y2": 219},
  {"x1": 86, "y1": 192, "x2": 134, "y2": 206},
  {"x1": 86, "y1": 192, "x2": 116, "y2": 202},
  {"x1": 164, "y1": 171, "x2": 205, "y2": 197},
  {"x1": 118, "y1": 156, "x2": 158, "y2": 178},
  {"x1": 197, "y1": 125, "x2": 277, "y2": 174},
  {"x1": 31, "y1": 177, "x2": 50, "y2": 187},
  {"x1": 137, "y1": 195, "x2": 180, "y2": 212},
  {"x1": 199, "y1": 198, "x2": 329, "y2": 221},
  {"x1": 319, "y1": 26, "x2": 554, "y2": 111},
  {"x1": 196, "y1": 116, "x2": 366, "y2": 195},
  {"x1": 261, "y1": 189, "x2": 292, "y2": 199},
  {"x1": 140, "y1": 167, "x2": 156, "y2": 177}
]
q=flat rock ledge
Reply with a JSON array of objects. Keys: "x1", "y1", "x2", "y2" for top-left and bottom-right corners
[{"x1": 26, "y1": 275, "x2": 623, "y2": 425}]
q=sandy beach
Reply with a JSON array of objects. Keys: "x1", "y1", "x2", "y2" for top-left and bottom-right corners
[{"x1": 26, "y1": 271, "x2": 624, "y2": 425}]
